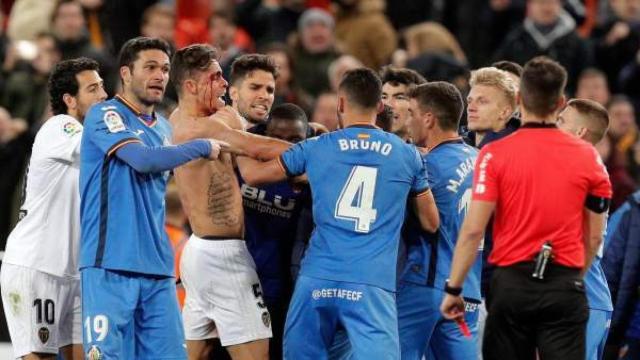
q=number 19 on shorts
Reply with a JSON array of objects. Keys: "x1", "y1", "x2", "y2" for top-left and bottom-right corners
[
  {"x1": 335, "y1": 166, "x2": 378, "y2": 233},
  {"x1": 84, "y1": 315, "x2": 109, "y2": 343}
]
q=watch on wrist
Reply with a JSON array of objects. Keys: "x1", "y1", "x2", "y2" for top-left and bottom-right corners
[{"x1": 444, "y1": 280, "x2": 463, "y2": 296}]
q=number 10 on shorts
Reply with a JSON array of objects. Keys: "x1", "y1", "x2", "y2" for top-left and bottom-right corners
[{"x1": 84, "y1": 315, "x2": 109, "y2": 342}]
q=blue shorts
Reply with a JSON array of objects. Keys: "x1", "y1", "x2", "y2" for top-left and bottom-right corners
[
  {"x1": 397, "y1": 282, "x2": 479, "y2": 360},
  {"x1": 81, "y1": 267, "x2": 186, "y2": 360},
  {"x1": 283, "y1": 275, "x2": 398, "y2": 359},
  {"x1": 586, "y1": 309, "x2": 611, "y2": 360}
]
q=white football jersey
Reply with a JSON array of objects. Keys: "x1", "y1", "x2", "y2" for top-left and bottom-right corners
[{"x1": 3, "y1": 115, "x2": 83, "y2": 278}]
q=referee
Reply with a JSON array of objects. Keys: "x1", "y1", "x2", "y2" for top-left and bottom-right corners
[{"x1": 440, "y1": 57, "x2": 612, "y2": 360}]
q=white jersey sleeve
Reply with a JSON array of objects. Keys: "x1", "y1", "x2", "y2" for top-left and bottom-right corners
[{"x1": 2, "y1": 115, "x2": 83, "y2": 278}]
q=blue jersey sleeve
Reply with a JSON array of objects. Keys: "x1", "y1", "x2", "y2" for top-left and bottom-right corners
[
  {"x1": 84, "y1": 105, "x2": 141, "y2": 156},
  {"x1": 279, "y1": 139, "x2": 312, "y2": 177},
  {"x1": 410, "y1": 147, "x2": 430, "y2": 196}
]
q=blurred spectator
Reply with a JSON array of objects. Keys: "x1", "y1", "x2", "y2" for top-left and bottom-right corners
[
  {"x1": 292, "y1": 8, "x2": 340, "y2": 97},
  {"x1": 576, "y1": 67, "x2": 611, "y2": 106},
  {"x1": 445, "y1": 0, "x2": 526, "y2": 68},
  {"x1": 79, "y1": 0, "x2": 112, "y2": 52},
  {"x1": 592, "y1": 0, "x2": 640, "y2": 93},
  {"x1": 327, "y1": 54, "x2": 363, "y2": 92},
  {"x1": 333, "y1": 0, "x2": 397, "y2": 70},
  {"x1": 0, "y1": 106, "x2": 30, "y2": 249},
  {"x1": 209, "y1": 10, "x2": 249, "y2": 82},
  {"x1": 311, "y1": 91, "x2": 338, "y2": 131},
  {"x1": 165, "y1": 179, "x2": 189, "y2": 309},
  {"x1": 7, "y1": 0, "x2": 56, "y2": 41},
  {"x1": 140, "y1": 3, "x2": 176, "y2": 51},
  {"x1": 51, "y1": 0, "x2": 116, "y2": 94},
  {"x1": 403, "y1": 22, "x2": 469, "y2": 90},
  {"x1": 605, "y1": 95, "x2": 638, "y2": 210},
  {"x1": 493, "y1": 0, "x2": 592, "y2": 93},
  {"x1": 235, "y1": 0, "x2": 306, "y2": 49},
  {"x1": 263, "y1": 42, "x2": 313, "y2": 114},
  {"x1": 379, "y1": 65, "x2": 426, "y2": 142},
  {"x1": 2, "y1": 33, "x2": 60, "y2": 128}
]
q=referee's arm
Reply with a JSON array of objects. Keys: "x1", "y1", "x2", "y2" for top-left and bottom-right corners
[{"x1": 441, "y1": 199, "x2": 495, "y2": 320}]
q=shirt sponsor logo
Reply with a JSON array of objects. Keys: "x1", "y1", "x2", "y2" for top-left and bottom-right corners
[
  {"x1": 241, "y1": 184, "x2": 296, "y2": 218},
  {"x1": 474, "y1": 152, "x2": 493, "y2": 194},
  {"x1": 103, "y1": 110, "x2": 125, "y2": 133},
  {"x1": 62, "y1": 121, "x2": 82, "y2": 137},
  {"x1": 311, "y1": 288, "x2": 363, "y2": 301}
]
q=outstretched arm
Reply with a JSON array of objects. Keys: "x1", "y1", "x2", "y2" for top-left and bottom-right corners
[
  {"x1": 115, "y1": 139, "x2": 220, "y2": 173},
  {"x1": 237, "y1": 156, "x2": 289, "y2": 187}
]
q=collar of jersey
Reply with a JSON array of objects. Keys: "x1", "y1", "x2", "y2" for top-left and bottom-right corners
[
  {"x1": 430, "y1": 137, "x2": 464, "y2": 152},
  {"x1": 115, "y1": 95, "x2": 157, "y2": 127},
  {"x1": 345, "y1": 122, "x2": 380, "y2": 130},
  {"x1": 520, "y1": 122, "x2": 557, "y2": 129}
]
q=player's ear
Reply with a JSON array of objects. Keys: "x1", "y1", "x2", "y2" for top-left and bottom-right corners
[
  {"x1": 338, "y1": 97, "x2": 345, "y2": 114},
  {"x1": 376, "y1": 101, "x2": 384, "y2": 114},
  {"x1": 184, "y1": 79, "x2": 197, "y2": 95},
  {"x1": 556, "y1": 94, "x2": 567, "y2": 113},
  {"x1": 120, "y1": 65, "x2": 132, "y2": 86},
  {"x1": 63, "y1": 93, "x2": 76, "y2": 111},
  {"x1": 577, "y1": 126, "x2": 589, "y2": 140},
  {"x1": 229, "y1": 85, "x2": 239, "y2": 104}
]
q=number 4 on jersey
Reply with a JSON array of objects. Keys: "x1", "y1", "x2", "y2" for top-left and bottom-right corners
[{"x1": 335, "y1": 166, "x2": 378, "y2": 233}]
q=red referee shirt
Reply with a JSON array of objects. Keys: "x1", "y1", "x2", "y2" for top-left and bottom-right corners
[{"x1": 472, "y1": 123, "x2": 612, "y2": 268}]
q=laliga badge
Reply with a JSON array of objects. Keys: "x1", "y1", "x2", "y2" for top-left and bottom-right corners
[
  {"x1": 87, "y1": 345, "x2": 103, "y2": 360},
  {"x1": 103, "y1": 110, "x2": 125, "y2": 133}
]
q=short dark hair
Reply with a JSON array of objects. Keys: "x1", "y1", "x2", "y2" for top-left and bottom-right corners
[
  {"x1": 520, "y1": 56, "x2": 567, "y2": 118},
  {"x1": 491, "y1": 60, "x2": 523, "y2": 78},
  {"x1": 48, "y1": 57, "x2": 100, "y2": 115},
  {"x1": 171, "y1": 44, "x2": 219, "y2": 95},
  {"x1": 269, "y1": 103, "x2": 308, "y2": 125},
  {"x1": 230, "y1": 54, "x2": 278, "y2": 86},
  {"x1": 566, "y1": 98, "x2": 609, "y2": 144},
  {"x1": 338, "y1": 68, "x2": 382, "y2": 110},
  {"x1": 408, "y1": 81, "x2": 464, "y2": 131},
  {"x1": 118, "y1": 36, "x2": 172, "y2": 69},
  {"x1": 379, "y1": 66, "x2": 426, "y2": 87}
]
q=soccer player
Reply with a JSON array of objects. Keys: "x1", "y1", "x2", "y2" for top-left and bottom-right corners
[
  {"x1": 0, "y1": 57, "x2": 106, "y2": 360},
  {"x1": 239, "y1": 68, "x2": 440, "y2": 358},
  {"x1": 379, "y1": 65, "x2": 426, "y2": 142},
  {"x1": 79, "y1": 37, "x2": 225, "y2": 359},
  {"x1": 229, "y1": 54, "x2": 276, "y2": 129},
  {"x1": 557, "y1": 99, "x2": 612, "y2": 360},
  {"x1": 441, "y1": 57, "x2": 611, "y2": 360},
  {"x1": 238, "y1": 103, "x2": 312, "y2": 359},
  {"x1": 398, "y1": 81, "x2": 480, "y2": 359},
  {"x1": 169, "y1": 44, "x2": 291, "y2": 360}
]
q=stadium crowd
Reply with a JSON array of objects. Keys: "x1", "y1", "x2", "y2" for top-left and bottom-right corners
[{"x1": 0, "y1": 0, "x2": 639, "y2": 359}]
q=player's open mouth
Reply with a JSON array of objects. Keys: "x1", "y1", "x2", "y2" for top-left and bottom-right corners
[
  {"x1": 148, "y1": 85, "x2": 164, "y2": 93},
  {"x1": 252, "y1": 104, "x2": 268, "y2": 112}
]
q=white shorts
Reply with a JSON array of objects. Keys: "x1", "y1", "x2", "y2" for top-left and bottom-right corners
[
  {"x1": 0, "y1": 263, "x2": 81, "y2": 358},
  {"x1": 180, "y1": 236, "x2": 272, "y2": 346}
]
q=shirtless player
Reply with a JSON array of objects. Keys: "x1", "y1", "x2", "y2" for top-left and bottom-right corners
[{"x1": 169, "y1": 44, "x2": 290, "y2": 360}]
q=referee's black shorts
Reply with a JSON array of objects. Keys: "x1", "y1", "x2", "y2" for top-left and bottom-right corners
[{"x1": 483, "y1": 262, "x2": 588, "y2": 360}]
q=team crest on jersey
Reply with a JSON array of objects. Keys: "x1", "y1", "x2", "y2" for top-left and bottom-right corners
[
  {"x1": 261, "y1": 311, "x2": 271, "y2": 328},
  {"x1": 103, "y1": 110, "x2": 125, "y2": 133},
  {"x1": 62, "y1": 121, "x2": 81, "y2": 137},
  {"x1": 87, "y1": 345, "x2": 103, "y2": 360},
  {"x1": 38, "y1": 327, "x2": 49, "y2": 344}
]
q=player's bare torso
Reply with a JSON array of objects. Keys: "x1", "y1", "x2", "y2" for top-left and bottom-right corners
[{"x1": 171, "y1": 109, "x2": 244, "y2": 239}]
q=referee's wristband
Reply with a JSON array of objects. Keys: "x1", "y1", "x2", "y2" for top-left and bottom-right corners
[{"x1": 444, "y1": 281, "x2": 463, "y2": 296}]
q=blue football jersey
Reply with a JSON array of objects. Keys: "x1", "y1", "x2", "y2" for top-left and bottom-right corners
[
  {"x1": 279, "y1": 124, "x2": 429, "y2": 291},
  {"x1": 238, "y1": 172, "x2": 310, "y2": 302},
  {"x1": 79, "y1": 95, "x2": 174, "y2": 277},
  {"x1": 585, "y1": 217, "x2": 614, "y2": 311},
  {"x1": 402, "y1": 140, "x2": 482, "y2": 301}
]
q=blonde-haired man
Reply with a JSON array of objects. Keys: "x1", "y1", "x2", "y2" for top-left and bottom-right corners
[{"x1": 466, "y1": 67, "x2": 519, "y2": 148}]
